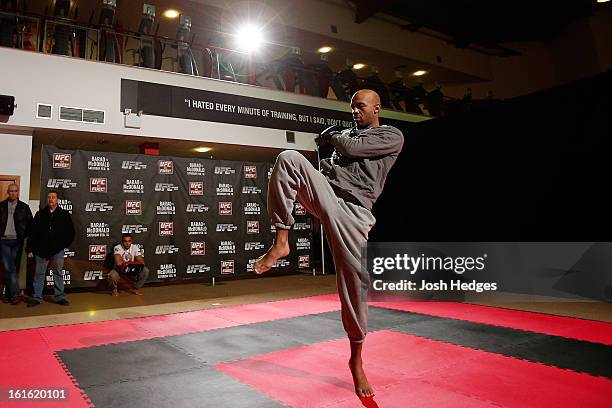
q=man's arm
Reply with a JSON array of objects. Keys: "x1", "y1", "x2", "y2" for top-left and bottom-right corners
[
  {"x1": 113, "y1": 253, "x2": 124, "y2": 269},
  {"x1": 64, "y1": 211, "x2": 75, "y2": 247},
  {"x1": 330, "y1": 126, "x2": 403, "y2": 158}
]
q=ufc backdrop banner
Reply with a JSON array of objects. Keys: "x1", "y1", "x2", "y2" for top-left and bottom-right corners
[{"x1": 41, "y1": 146, "x2": 314, "y2": 289}]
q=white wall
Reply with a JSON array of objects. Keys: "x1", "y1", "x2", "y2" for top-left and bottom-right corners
[{"x1": 0, "y1": 131, "x2": 33, "y2": 202}]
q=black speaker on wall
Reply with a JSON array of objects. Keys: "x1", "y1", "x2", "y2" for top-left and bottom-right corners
[{"x1": 0, "y1": 95, "x2": 15, "y2": 115}]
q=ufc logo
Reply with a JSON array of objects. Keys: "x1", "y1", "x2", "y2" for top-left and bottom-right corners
[
  {"x1": 189, "y1": 182, "x2": 204, "y2": 195},
  {"x1": 158, "y1": 160, "x2": 174, "y2": 174},
  {"x1": 122, "y1": 225, "x2": 147, "y2": 233},
  {"x1": 126, "y1": 201, "x2": 141, "y2": 215},
  {"x1": 190, "y1": 242, "x2": 205, "y2": 255},
  {"x1": 186, "y1": 204, "x2": 208, "y2": 212},
  {"x1": 295, "y1": 202, "x2": 306, "y2": 215},
  {"x1": 84, "y1": 270, "x2": 104, "y2": 280},
  {"x1": 88, "y1": 245, "x2": 106, "y2": 260},
  {"x1": 122, "y1": 161, "x2": 146, "y2": 170},
  {"x1": 155, "y1": 245, "x2": 179, "y2": 254},
  {"x1": 244, "y1": 165, "x2": 257, "y2": 178},
  {"x1": 47, "y1": 179, "x2": 77, "y2": 188},
  {"x1": 155, "y1": 183, "x2": 178, "y2": 192},
  {"x1": 299, "y1": 255, "x2": 310, "y2": 268},
  {"x1": 221, "y1": 260, "x2": 234, "y2": 274},
  {"x1": 90, "y1": 178, "x2": 108, "y2": 192},
  {"x1": 85, "y1": 203, "x2": 113, "y2": 212},
  {"x1": 247, "y1": 221, "x2": 259, "y2": 234},
  {"x1": 219, "y1": 202, "x2": 232, "y2": 215},
  {"x1": 159, "y1": 222, "x2": 174, "y2": 236},
  {"x1": 53, "y1": 153, "x2": 72, "y2": 169}
]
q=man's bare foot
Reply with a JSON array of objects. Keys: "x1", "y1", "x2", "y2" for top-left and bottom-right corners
[
  {"x1": 254, "y1": 242, "x2": 290, "y2": 274},
  {"x1": 128, "y1": 287, "x2": 142, "y2": 295},
  {"x1": 349, "y1": 358, "x2": 374, "y2": 398}
]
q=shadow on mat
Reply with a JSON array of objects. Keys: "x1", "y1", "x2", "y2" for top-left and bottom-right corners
[
  {"x1": 221, "y1": 359, "x2": 381, "y2": 406},
  {"x1": 359, "y1": 395, "x2": 380, "y2": 407}
]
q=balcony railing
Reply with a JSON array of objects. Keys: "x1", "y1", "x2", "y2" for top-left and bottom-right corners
[{"x1": 0, "y1": 9, "x2": 479, "y2": 117}]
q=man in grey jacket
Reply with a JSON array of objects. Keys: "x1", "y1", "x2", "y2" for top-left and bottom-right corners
[
  {"x1": 0, "y1": 184, "x2": 33, "y2": 304},
  {"x1": 255, "y1": 89, "x2": 404, "y2": 397}
]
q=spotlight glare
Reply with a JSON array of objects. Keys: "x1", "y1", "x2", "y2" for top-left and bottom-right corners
[
  {"x1": 236, "y1": 25, "x2": 263, "y2": 52},
  {"x1": 352, "y1": 63, "x2": 366, "y2": 70},
  {"x1": 194, "y1": 147, "x2": 212, "y2": 153},
  {"x1": 163, "y1": 9, "x2": 180, "y2": 19},
  {"x1": 318, "y1": 46, "x2": 333, "y2": 53},
  {"x1": 412, "y1": 70, "x2": 428, "y2": 76},
  {"x1": 596, "y1": 0, "x2": 609, "y2": 3}
]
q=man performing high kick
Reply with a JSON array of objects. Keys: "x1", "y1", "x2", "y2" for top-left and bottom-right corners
[{"x1": 254, "y1": 89, "x2": 404, "y2": 397}]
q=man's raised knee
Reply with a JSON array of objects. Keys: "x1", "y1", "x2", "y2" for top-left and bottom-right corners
[{"x1": 276, "y1": 150, "x2": 303, "y2": 165}]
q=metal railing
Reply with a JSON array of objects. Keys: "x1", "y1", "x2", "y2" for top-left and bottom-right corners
[
  {"x1": 42, "y1": 18, "x2": 99, "y2": 60},
  {"x1": 0, "y1": 9, "x2": 466, "y2": 116},
  {"x1": 0, "y1": 11, "x2": 40, "y2": 51}
]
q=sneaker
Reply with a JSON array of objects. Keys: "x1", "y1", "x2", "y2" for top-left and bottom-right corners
[
  {"x1": 56, "y1": 299, "x2": 70, "y2": 306},
  {"x1": 111, "y1": 288, "x2": 119, "y2": 297},
  {"x1": 26, "y1": 299, "x2": 41, "y2": 308}
]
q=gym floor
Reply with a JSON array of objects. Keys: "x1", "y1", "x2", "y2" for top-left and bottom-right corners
[{"x1": 1, "y1": 274, "x2": 611, "y2": 407}]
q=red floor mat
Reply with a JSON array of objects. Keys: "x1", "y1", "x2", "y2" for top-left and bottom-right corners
[
  {"x1": 1, "y1": 295, "x2": 610, "y2": 407},
  {"x1": 217, "y1": 330, "x2": 612, "y2": 408},
  {"x1": 370, "y1": 300, "x2": 612, "y2": 345},
  {"x1": 0, "y1": 351, "x2": 90, "y2": 408},
  {"x1": 0, "y1": 296, "x2": 340, "y2": 407},
  {"x1": 38, "y1": 296, "x2": 342, "y2": 351}
]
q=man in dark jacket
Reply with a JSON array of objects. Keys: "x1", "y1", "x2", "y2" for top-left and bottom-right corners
[
  {"x1": 26, "y1": 190, "x2": 75, "y2": 307},
  {"x1": 0, "y1": 183, "x2": 33, "y2": 304},
  {"x1": 255, "y1": 89, "x2": 404, "y2": 398}
]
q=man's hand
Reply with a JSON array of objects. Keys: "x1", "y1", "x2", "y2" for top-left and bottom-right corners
[{"x1": 315, "y1": 125, "x2": 343, "y2": 146}]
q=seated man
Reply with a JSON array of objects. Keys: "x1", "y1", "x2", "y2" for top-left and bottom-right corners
[{"x1": 109, "y1": 233, "x2": 149, "y2": 296}]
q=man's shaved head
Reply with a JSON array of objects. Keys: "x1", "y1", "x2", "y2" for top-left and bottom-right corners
[
  {"x1": 350, "y1": 89, "x2": 381, "y2": 129},
  {"x1": 353, "y1": 89, "x2": 381, "y2": 106}
]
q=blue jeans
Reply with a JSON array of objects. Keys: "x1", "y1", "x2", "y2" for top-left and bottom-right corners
[
  {"x1": 1, "y1": 239, "x2": 21, "y2": 299},
  {"x1": 33, "y1": 250, "x2": 65, "y2": 302}
]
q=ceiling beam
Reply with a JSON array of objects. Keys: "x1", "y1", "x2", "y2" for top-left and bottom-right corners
[{"x1": 353, "y1": 0, "x2": 396, "y2": 24}]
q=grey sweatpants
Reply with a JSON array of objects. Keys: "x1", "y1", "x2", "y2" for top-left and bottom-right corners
[{"x1": 268, "y1": 150, "x2": 376, "y2": 343}]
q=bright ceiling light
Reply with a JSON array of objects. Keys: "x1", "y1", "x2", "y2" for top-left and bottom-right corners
[
  {"x1": 235, "y1": 25, "x2": 264, "y2": 52},
  {"x1": 194, "y1": 147, "x2": 212, "y2": 153},
  {"x1": 163, "y1": 9, "x2": 180, "y2": 18},
  {"x1": 412, "y1": 70, "x2": 428, "y2": 76},
  {"x1": 318, "y1": 46, "x2": 333, "y2": 53},
  {"x1": 352, "y1": 63, "x2": 366, "y2": 70},
  {"x1": 596, "y1": 0, "x2": 609, "y2": 3}
]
